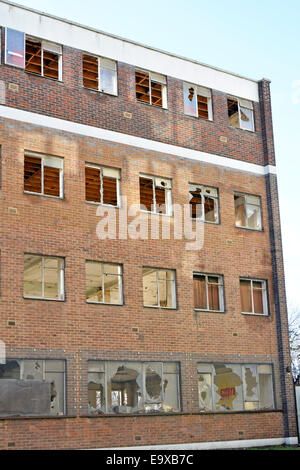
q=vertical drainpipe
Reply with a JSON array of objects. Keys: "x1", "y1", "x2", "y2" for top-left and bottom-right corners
[{"x1": 259, "y1": 78, "x2": 298, "y2": 444}]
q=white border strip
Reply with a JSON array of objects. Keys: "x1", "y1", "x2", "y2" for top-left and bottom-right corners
[
  {"x1": 0, "y1": 1, "x2": 259, "y2": 101},
  {"x1": 0, "y1": 105, "x2": 276, "y2": 176},
  {"x1": 96, "y1": 437, "x2": 298, "y2": 450}
]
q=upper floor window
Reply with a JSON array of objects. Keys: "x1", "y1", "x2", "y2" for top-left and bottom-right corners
[
  {"x1": 0, "y1": 359, "x2": 66, "y2": 416},
  {"x1": 197, "y1": 363, "x2": 274, "y2": 412},
  {"x1": 135, "y1": 70, "x2": 167, "y2": 108},
  {"x1": 24, "y1": 152, "x2": 63, "y2": 198},
  {"x1": 193, "y1": 273, "x2": 224, "y2": 312},
  {"x1": 4, "y1": 29, "x2": 62, "y2": 80},
  {"x1": 23, "y1": 254, "x2": 65, "y2": 301},
  {"x1": 234, "y1": 193, "x2": 262, "y2": 230},
  {"x1": 139, "y1": 174, "x2": 172, "y2": 215},
  {"x1": 189, "y1": 184, "x2": 219, "y2": 223},
  {"x1": 82, "y1": 54, "x2": 117, "y2": 95},
  {"x1": 85, "y1": 163, "x2": 120, "y2": 206},
  {"x1": 25, "y1": 37, "x2": 62, "y2": 80},
  {"x1": 183, "y1": 83, "x2": 212, "y2": 120},
  {"x1": 227, "y1": 96, "x2": 254, "y2": 131},
  {"x1": 143, "y1": 268, "x2": 176, "y2": 309},
  {"x1": 240, "y1": 278, "x2": 268, "y2": 316},
  {"x1": 86, "y1": 261, "x2": 123, "y2": 305}
]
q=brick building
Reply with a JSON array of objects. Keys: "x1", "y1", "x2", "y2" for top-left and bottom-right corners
[{"x1": 0, "y1": 0, "x2": 298, "y2": 450}]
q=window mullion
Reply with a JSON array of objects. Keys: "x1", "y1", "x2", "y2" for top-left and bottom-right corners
[
  {"x1": 205, "y1": 275, "x2": 209, "y2": 310},
  {"x1": 156, "y1": 270, "x2": 160, "y2": 307},
  {"x1": 101, "y1": 264, "x2": 105, "y2": 303},
  {"x1": 98, "y1": 58, "x2": 101, "y2": 91},
  {"x1": 41, "y1": 256, "x2": 45, "y2": 298},
  {"x1": 149, "y1": 75, "x2": 152, "y2": 105},
  {"x1": 41, "y1": 159, "x2": 44, "y2": 195},
  {"x1": 250, "y1": 280, "x2": 255, "y2": 313}
]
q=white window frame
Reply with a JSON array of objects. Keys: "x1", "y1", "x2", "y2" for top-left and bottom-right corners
[
  {"x1": 189, "y1": 184, "x2": 219, "y2": 223},
  {"x1": 193, "y1": 273, "x2": 224, "y2": 312},
  {"x1": 140, "y1": 173, "x2": 172, "y2": 216},
  {"x1": 228, "y1": 96, "x2": 254, "y2": 131},
  {"x1": 240, "y1": 278, "x2": 268, "y2": 316},
  {"x1": 4, "y1": 28, "x2": 25, "y2": 68},
  {"x1": 85, "y1": 163, "x2": 121, "y2": 207},
  {"x1": 136, "y1": 69, "x2": 168, "y2": 109},
  {"x1": 26, "y1": 38, "x2": 63, "y2": 81},
  {"x1": 24, "y1": 151, "x2": 64, "y2": 198},
  {"x1": 234, "y1": 192, "x2": 262, "y2": 230},
  {"x1": 83, "y1": 54, "x2": 118, "y2": 95},
  {"x1": 143, "y1": 268, "x2": 177, "y2": 309},
  {"x1": 86, "y1": 261, "x2": 123, "y2": 305},
  {"x1": 183, "y1": 82, "x2": 213, "y2": 120},
  {"x1": 23, "y1": 254, "x2": 65, "y2": 301}
]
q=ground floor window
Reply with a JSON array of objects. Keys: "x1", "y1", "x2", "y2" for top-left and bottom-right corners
[
  {"x1": 197, "y1": 363, "x2": 274, "y2": 412},
  {"x1": 88, "y1": 361, "x2": 180, "y2": 414},
  {"x1": 0, "y1": 359, "x2": 65, "y2": 416}
]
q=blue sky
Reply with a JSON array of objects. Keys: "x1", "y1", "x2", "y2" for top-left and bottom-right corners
[{"x1": 11, "y1": 0, "x2": 300, "y2": 308}]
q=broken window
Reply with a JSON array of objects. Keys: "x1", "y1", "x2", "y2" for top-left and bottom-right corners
[
  {"x1": 85, "y1": 164, "x2": 120, "y2": 206},
  {"x1": 23, "y1": 254, "x2": 65, "y2": 300},
  {"x1": 197, "y1": 363, "x2": 274, "y2": 412},
  {"x1": 25, "y1": 38, "x2": 62, "y2": 80},
  {"x1": 139, "y1": 174, "x2": 172, "y2": 215},
  {"x1": 240, "y1": 278, "x2": 268, "y2": 315},
  {"x1": 86, "y1": 261, "x2": 123, "y2": 304},
  {"x1": 189, "y1": 184, "x2": 219, "y2": 223},
  {"x1": 234, "y1": 193, "x2": 262, "y2": 230},
  {"x1": 183, "y1": 83, "x2": 212, "y2": 120},
  {"x1": 135, "y1": 70, "x2": 167, "y2": 108},
  {"x1": 88, "y1": 361, "x2": 180, "y2": 414},
  {"x1": 143, "y1": 268, "x2": 176, "y2": 309},
  {"x1": 24, "y1": 152, "x2": 63, "y2": 198},
  {"x1": 193, "y1": 273, "x2": 224, "y2": 312},
  {"x1": 0, "y1": 359, "x2": 65, "y2": 416},
  {"x1": 82, "y1": 54, "x2": 117, "y2": 95},
  {"x1": 227, "y1": 97, "x2": 254, "y2": 131},
  {"x1": 5, "y1": 28, "x2": 25, "y2": 68}
]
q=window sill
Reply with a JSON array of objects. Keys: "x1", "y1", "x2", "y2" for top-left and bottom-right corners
[
  {"x1": 0, "y1": 414, "x2": 75, "y2": 421},
  {"x1": 85, "y1": 201, "x2": 120, "y2": 209},
  {"x1": 143, "y1": 305, "x2": 177, "y2": 310},
  {"x1": 140, "y1": 210, "x2": 172, "y2": 217},
  {"x1": 191, "y1": 218, "x2": 219, "y2": 225},
  {"x1": 228, "y1": 125, "x2": 255, "y2": 134},
  {"x1": 86, "y1": 301, "x2": 123, "y2": 306},
  {"x1": 80, "y1": 408, "x2": 279, "y2": 418},
  {"x1": 82, "y1": 86, "x2": 118, "y2": 97},
  {"x1": 241, "y1": 312, "x2": 269, "y2": 317},
  {"x1": 24, "y1": 191, "x2": 63, "y2": 200},
  {"x1": 23, "y1": 296, "x2": 65, "y2": 302},
  {"x1": 235, "y1": 225, "x2": 263, "y2": 232},
  {"x1": 194, "y1": 309, "x2": 225, "y2": 314}
]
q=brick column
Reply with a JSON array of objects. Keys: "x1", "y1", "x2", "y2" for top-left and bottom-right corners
[{"x1": 259, "y1": 79, "x2": 298, "y2": 442}]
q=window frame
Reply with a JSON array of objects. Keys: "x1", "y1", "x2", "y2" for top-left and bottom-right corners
[
  {"x1": 234, "y1": 192, "x2": 262, "y2": 231},
  {"x1": 139, "y1": 173, "x2": 172, "y2": 216},
  {"x1": 85, "y1": 163, "x2": 121, "y2": 207},
  {"x1": 0, "y1": 358, "x2": 66, "y2": 416},
  {"x1": 23, "y1": 254, "x2": 65, "y2": 301},
  {"x1": 82, "y1": 53, "x2": 118, "y2": 96},
  {"x1": 197, "y1": 362, "x2": 274, "y2": 412},
  {"x1": 183, "y1": 82, "x2": 213, "y2": 120},
  {"x1": 193, "y1": 272, "x2": 224, "y2": 313},
  {"x1": 88, "y1": 360, "x2": 181, "y2": 415},
  {"x1": 85, "y1": 260, "x2": 123, "y2": 305},
  {"x1": 227, "y1": 96, "x2": 255, "y2": 132},
  {"x1": 189, "y1": 183, "x2": 219, "y2": 224},
  {"x1": 142, "y1": 267, "x2": 177, "y2": 309},
  {"x1": 25, "y1": 36, "x2": 63, "y2": 81},
  {"x1": 135, "y1": 69, "x2": 168, "y2": 109},
  {"x1": 24, "y1": 151, "x2": 64, "y2": 199},
  {"x1": 240, "y1": 277, "x2": 269, "y2": 316}
]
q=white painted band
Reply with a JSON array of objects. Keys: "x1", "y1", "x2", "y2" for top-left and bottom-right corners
[
  {"x1": 0, "y1": 1, "x2": 259, "y2": 101},
  {"x1": 0, "y1": 105, "x2": 276, "y2": 176},
  {"x1": 95, "y1": 436, "x2": 298, "y2": 450}
]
